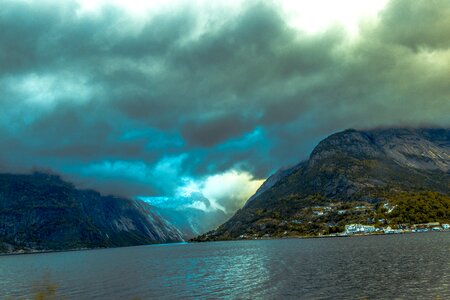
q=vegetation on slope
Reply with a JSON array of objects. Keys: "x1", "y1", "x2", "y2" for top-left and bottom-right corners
[
  {"x1": 193, "y1": 191, "x2": 450, "y2": 241},
  {"x1": 193, "y1": 128, "x2": 450, "y2": 241}
]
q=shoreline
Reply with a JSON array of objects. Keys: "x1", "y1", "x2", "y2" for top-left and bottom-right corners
[
  {"x1": 191, "y1": 229, "x2": 450, "y2": 243},
  {"x1": 1, "y1": 231, "x2": 448, "y2": 257},
  {"x1": 0, "y1": 241, "x2": 188, "y2": 257},
  {"x1": 0, "y1": 246, "x2": 109, "y2": 257}
]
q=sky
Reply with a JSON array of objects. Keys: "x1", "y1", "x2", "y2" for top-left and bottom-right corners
[{"x1": 1, "y1": 0, "x2": 449, "y2": 220}]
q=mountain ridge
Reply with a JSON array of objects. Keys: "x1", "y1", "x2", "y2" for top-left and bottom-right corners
[
  {"x1": 0, "y1": 172, "x2": 184, "y2": 254},
  {"x1": 193, "y1": 127, "x2": 450, "y2": 241}
]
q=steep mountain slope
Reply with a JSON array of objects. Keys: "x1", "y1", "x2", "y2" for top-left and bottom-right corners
[
  {"x1": 155, "y1": 206, "x2": 229, "y2": 239},
  {"x1": 194, "y1": 128, "x2": 450, "y2": 241},
  {"x1": 0, "y1": 173, "x2": 183, "y2": 254}
]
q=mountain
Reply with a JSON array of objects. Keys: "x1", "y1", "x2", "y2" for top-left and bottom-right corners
[
  {"x1": 0, "y1": 173, "x2": 183, "y2": 254},
  {"x1": 155, "y1": 206, "x2": 229, "y2": 239},
  {"x1": 193, "y1": 128, "x2": 450, "y2": 241}
]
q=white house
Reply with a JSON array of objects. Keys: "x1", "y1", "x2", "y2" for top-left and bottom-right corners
[{"x1": 345, "y1": 224, "x2": 376, "y2": 234}]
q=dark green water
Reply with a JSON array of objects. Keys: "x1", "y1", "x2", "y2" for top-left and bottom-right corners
[{"x1": 1, "y1": 232, "x2": 449, "y2": 299}]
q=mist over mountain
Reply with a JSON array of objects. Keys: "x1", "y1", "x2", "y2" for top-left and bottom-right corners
[
  {"x1": 155, "y1": 207, "x2": 229, "y2": 239},
  {"x1": 0, "y1": 0, "x2": 449, "y2": 218},
  {"x1": 194, "y1": 128, "x2": 450, "y2": 241}
]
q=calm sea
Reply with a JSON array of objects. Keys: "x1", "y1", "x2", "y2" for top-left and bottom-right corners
[{"x1": 1, "y1": 232, "x2": 449, "y2": 299}]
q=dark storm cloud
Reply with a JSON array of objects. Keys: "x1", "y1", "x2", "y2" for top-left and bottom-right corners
[
  {"x1": 180, "y1": 114, "x2": 255, "y2": 147},
  {"x1": 0, "y1": 0, "x2": 449, "y2": 204},
  {"x1": 376, "y1": 0, "x2": 450, "y2": 50}
]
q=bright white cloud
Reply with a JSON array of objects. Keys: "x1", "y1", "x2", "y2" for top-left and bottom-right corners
[
  {"x1": 74, "y1": 0, "x2": 387, "y2": 37},
  {"x1": 141, "y1": 169, "x2": 264, "y2": 214},
  {"x1": 277, "y1": 0, "x2": 388, "y2": 36},
  {"x1": 201, "y1": 170, "x2": 264, "y2": 212}
]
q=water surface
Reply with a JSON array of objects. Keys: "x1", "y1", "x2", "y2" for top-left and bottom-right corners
[{"x1": 1, "y1": 232, "x2": 449, "y2": 299}]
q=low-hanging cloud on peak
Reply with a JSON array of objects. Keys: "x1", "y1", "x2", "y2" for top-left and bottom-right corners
[{"x1": 0, "y1": 0, "x2": 449, "y2": 216}]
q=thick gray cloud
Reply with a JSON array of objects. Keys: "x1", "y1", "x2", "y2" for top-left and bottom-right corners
[
  {"x1": 0, "y1": 0, "x2": 449, "y2": 210},
  {"x1": 377, "y1": 0, "x2": 450, "y2": 50}
]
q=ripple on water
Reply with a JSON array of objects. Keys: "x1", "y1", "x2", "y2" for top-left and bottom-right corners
[{"x1": 0, "y1": 232, "x2": 449, "y2": 299}]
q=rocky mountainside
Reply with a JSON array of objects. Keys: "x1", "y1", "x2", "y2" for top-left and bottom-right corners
[
  {"x1": 194, "y1": 128, "x2": 450, "y2": 241},
  {"x1": 155, "y1": 206, "x2": 229, "y2": 240},
  {"x1": 0, "y1": 173, "x2": 183, "y2": 254}
]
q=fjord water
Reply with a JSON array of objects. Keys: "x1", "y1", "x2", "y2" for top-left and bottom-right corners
[{"x1": 1, "y1": 233, "x2": 449, "y2": 299}]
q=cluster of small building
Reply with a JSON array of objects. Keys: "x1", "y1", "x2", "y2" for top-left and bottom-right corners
[
  {"x1": 311, "y1": 204, "x2": 372, "y2": 217},
  {"x1": 343, "y1": 222, "x2": 450, "y2": 235}
]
